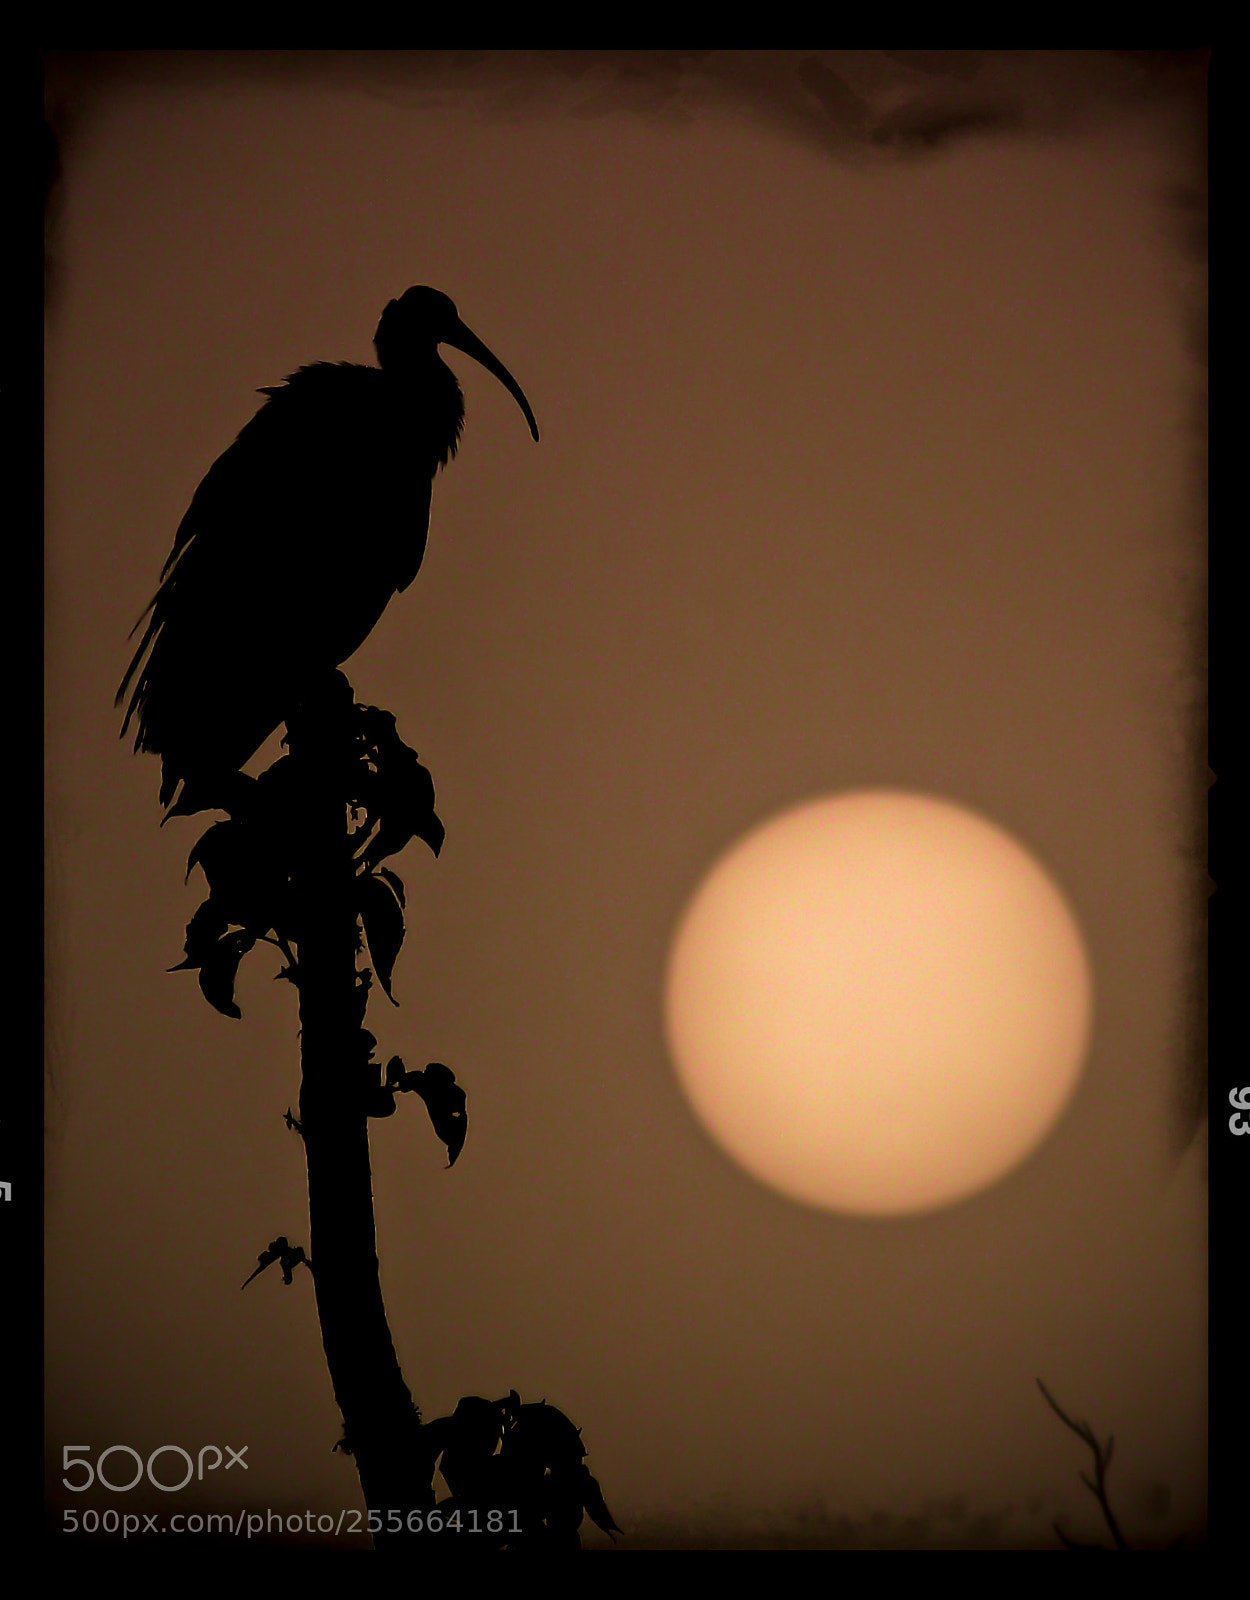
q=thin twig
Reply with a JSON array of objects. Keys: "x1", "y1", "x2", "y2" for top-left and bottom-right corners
[{"x1": 1037, "y1": 1378, "x2": 1131, "y2": 1550}]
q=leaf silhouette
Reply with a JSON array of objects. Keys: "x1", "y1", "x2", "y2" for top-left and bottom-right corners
[
  {"x1": 196, "y1": 929, "x2": 256, "y2": 1019},
  {"x1": 169, "y1": 898, "x2": 231, "y2": 972},
  {"x1": 419, "y1": 1391, "x2": 613, "y2": 1549},
  {"x1": 394, "y1": 749, "x2": 444, "y2": 859},
  {"x1": 436, "y1": 1395, "x2": 506, "y2": 1501},
  {"x1": 538, "y1": 1467, "x2": 586, "y2": 1541},
  {"x1": 254, "y1": 751, "x2": 302, "y2": 817},
  {"x1": 512, "y1": 1399, "x2": 587, "y2": 1470},
  {"x1": 366, "y1": 1084, "x2": 397, "y2": 1118},
  {"x1": 358, "y1": 736, "x2": 443, "y2": 867},
  {"x1": 358, "y1": 871, "x2": 404, "y2": 1003},
  {"x1": 185, "y1": 820, "x2": 244, "y2": 890},
  {"x1": 186, "y1": 816, "x2": 293, "y2": 939},
  {"x1": 377, "y1": 866, "x2": 405, "y2": 909},
  {"x1": 401, "y1": 1062, "x2": 467, "y2": 1166},
  {"x1": 579, "y1": 1466, "x2": 622, "y2": 1540},
  {"x1": 240, "y1": 1235, "x2": 310, "y2": 1289}
]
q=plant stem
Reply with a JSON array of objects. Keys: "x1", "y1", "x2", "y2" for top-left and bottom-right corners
[{"x1": 291, "y1": 681, "x2": 432, "y2": 1545}]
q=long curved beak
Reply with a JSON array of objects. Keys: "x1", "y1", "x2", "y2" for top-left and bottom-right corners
[{"x1": 445, "y1": 320, "x2": 540, "y2": 442}]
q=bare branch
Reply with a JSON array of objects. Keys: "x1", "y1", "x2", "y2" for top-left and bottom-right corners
[{"x1": 1037, "y1": 1378, "x2": 1131, "y2": 1551}]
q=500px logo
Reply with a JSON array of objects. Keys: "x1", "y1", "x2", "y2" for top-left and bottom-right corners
[{"x1": 63, "y1": 1444, "x2": 249, "y2": 1492}]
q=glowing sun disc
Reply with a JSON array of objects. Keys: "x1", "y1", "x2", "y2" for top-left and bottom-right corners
[{"x1": 663, "y1": 791, "x2": 1094, "y2": 1217}]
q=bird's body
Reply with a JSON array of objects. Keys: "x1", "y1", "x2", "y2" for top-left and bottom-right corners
[{"x1": 118, "y1": 288, "x2": 537, "y2": 813}]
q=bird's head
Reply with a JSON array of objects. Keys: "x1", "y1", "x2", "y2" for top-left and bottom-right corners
[{"x1": 374, "y1": 286, "x2": 540, "y2": 442}]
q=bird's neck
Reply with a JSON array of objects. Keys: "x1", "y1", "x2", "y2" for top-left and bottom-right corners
[{"x1": 387, "y1": 354, "x2": 464, "y2": 467}]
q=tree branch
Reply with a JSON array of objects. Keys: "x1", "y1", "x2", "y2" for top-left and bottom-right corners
[{"x1": 1037, "y1": 1378, "x2": 1130, "y2": 1550}]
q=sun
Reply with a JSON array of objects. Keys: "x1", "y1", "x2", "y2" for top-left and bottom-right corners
[{"x1": 663, "y1": 791, "x2": 1094, "y2": 1217}]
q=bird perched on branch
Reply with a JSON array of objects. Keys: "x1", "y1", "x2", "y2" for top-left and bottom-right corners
[{"x1": 117, "y1": 287, "x2": 539, "y2": 815}]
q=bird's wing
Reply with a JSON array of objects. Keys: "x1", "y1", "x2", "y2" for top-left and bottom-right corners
[
  {"x1": 117, "y1": 363, "x2": 435, "y2": 788},
  {"x1": 116, "y1": 385, "x2": 323, "y2": 764},
  {"x1": 394, "y1": 476, "x2": 432, "y2": 594},
  {"x1": 116, "y1": 449, "x2": 238, "y2": 726}
]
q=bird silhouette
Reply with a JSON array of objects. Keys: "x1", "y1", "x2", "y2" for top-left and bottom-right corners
[{"x1": 117, "y1": 287, "x2": 539, "y2": 814}]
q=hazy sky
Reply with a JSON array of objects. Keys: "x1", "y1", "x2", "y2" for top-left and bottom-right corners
[{"x1": 44, "y1": 50, "x2": 1209, "y2": 1552}]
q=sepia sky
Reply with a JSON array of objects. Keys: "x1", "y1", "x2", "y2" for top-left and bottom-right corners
[{"x1": 44, "y1": 50, "x2": 1210, "y2": 1552}]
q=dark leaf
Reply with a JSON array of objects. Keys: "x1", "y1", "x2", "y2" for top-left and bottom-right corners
[
  {"x1": 377, "y1": 866, "x2": 406, "y2": 910},
  {"x1": 241, "y1": 1238, "x2": 284, "y2": 1289},
  {"x1": 278, "y1": 1244, "x2": 309, "y2": 1284},
  {"x1": 240, "y1": 1235, "x2": 311, "y2": 1289},
  {"x1": 540, "y1": 1468, "x2": 587, "y2": 1535},
  {"x1": 356, "y1": 704, "x2": 400, "y2": 749},
  {"x1": 402, "y1": 1062, "x2": 467, "y2": 1166},
  {"x1": 437, "y1": 1396, "x2": 506, "y2": 1501},
  {"x1": 450, "y1": 1394, "x2": 505, "y2": 1448},
  {"x1": 416, "y1": 1415, "x2": 452, "y2": 1481},
  {"x1": 169, "y1": 898, "x2": 230, "y2": 972},
  {"x1": 363, "y1": 749, "x2": 443, "y2": 867},
  {"x1": 338, "y1": 705, "x2": 444, "y2": 866},
  {"x1": 197, "y1": 929, "x2": 256, "y2": 1018},
  {"x1": 580, "y1": 1466, "x2": 622, "y2": 1540},
  {"x1": 402, "y1": 752, "x2": 444, "y2": 857},
  {"x1": 422, "y1": 1392, "x2": 608, "y2": 1551},
  {"x1": 346, "y1": 766, "x2": 380, "y2": 847},
  {"x1": 185, "y1": 820, "x2": 242, "y2": 888},
  {"x1": 367, "y1": 1084, "x2": 396, "y2": 1118},
  {"x1": 358, "y1": 872, "x2": 405, "y2": 1003},
  {"x1": 255, "y1": 753, "x2": 301, "y2": 816},
  {"x1": 185, "y1": 817, "x2": 290, "y2": 937},
  {"x1": 511, "y1": 1401, "x2": 587, "y2": 1472}
]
